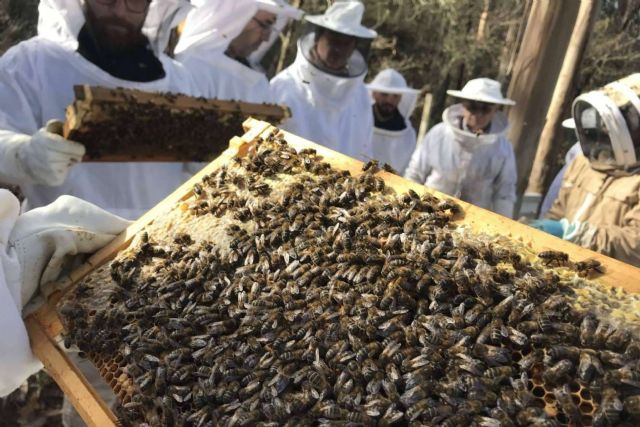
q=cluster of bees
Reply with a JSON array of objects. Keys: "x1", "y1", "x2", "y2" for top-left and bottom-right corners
[
  {"x1": 72, "y1": 93, "x2": 246, "y2": 161},
  {"x1": 59, "y1": 133, "x2": 640, "y2": 426}
]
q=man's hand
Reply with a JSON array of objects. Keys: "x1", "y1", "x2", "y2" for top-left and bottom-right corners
[
  {"x1": 18, "y1": 120, "x2": 85, "y2": 186},
  {"x1": 9, "y1": 196, "x2": 131, "y2": 307}
]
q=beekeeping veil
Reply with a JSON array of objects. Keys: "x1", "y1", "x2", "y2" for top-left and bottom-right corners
[
  {"x1": 248, "y1": 0, "x2": 304, "y2": 69},
  {"x1": 173, "y1": 0, "x2": 258, "y2": 57},
  {"x1": 573, "y1": 74, "x2": 640, "y2": 175},
  {"x1": 37, "y1": 0, "x2": 192, "y2": 55},
  {"x1": 299, "y1": 0, "x2": 376, "y2": 79}
]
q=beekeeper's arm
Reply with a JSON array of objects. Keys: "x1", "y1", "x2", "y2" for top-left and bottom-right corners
[
  {"x1": 0, "y1": 46, "x2": 85, "y2": 187},
  {"x1": 404, "y1": 128, "x2": 435, "y2": 184},
  {"x1": 0, "y1": 191, "x2": 130, "y2": 396},
  {"x1": 559, "y1": 198, "x2": 640, "y2": 267},
  {"x1": 491, "y1": 144, "x2": 517, "y2": 218}
]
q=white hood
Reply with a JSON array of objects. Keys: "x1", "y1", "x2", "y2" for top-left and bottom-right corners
[
  {"x1": 291, "y1": 45, "x2": 366, "y2": 111},
  {"x1": 37, "y1": 0, "x2": 192, "y2": 54},
  {"x1": 174, "y1": 0, "x2": 257, "y2": 57},
  {"x1": 442, "y1": 103, "x2": 509, "y2": 152}
]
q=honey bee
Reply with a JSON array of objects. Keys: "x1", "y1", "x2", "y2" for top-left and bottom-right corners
[
  {"x1": 537, "y1": 250, "x2": 569, "y2": 266},
  {"x1": 554, "y1": 384, "x2": 581, "y2": 423},
  {"x1": 542, "y1": 359, "x2": 573, "y2": 385},
  {"x1": 624, "y1": 395, "x2": 640, "y2": 417},
  {"x1": 593, "y1": 387, "x2": 623, "y2": 426},
  {"x1": 574, "y1": 258, "x2": 604, "y2": 277}
]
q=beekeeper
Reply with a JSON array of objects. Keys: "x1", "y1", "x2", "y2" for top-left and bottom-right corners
[
  {"x1": 0, "y1": 0, "x2": 195, "y2": 219},
  {"x1": 270, "y1": 0, "x2": 377, "y2": 162},
  {"x1": 0, "y1": 190, "x2": 129, "y2": 397},
  {"x1": 227, "y1": 0, "x2": 303, "y2": 69},
  {"x1": 176, "y1": 0, "x2": 301, "y2": 104},
  {"x1": 404, "y1": 78, "x2": 517, "y2": 217},
  {"x1": 531, "y1": 74, "x2": 640, "y2": 267},
  {"x1": 367, "y1": 68, "x2": 420, "y2": 174}
]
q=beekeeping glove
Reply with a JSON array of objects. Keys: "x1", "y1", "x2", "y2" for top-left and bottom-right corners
[
  {"x1": 0, "y1": 121, "x2": 85, "y2": 186},
  {"x1": 559, "y1": 218, "x2": 596, "y2": 244},
  {"x1": 9, "y1": 195, "x2": 131, "y2": 307},
  {"x1": 529, "y1": 219, "x2": 564, "y2": 238},
  {"x1": 0, "y1": 190, "x2": 42, "y2": 397}
]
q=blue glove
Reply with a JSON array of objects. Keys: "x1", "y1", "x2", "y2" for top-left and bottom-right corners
[{"x1": 529, "y1": 219, "x2": 564, "y2": 238}]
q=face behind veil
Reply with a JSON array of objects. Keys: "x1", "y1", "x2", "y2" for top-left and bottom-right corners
[
  {"x1": 173, "y1": 0, "x2": 258, "y2": 58},
  {"x1": 37, "y1": 0, "x2": 192, "y2": 55}
]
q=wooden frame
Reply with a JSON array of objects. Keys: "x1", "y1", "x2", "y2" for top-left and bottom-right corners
[
  {"x1": 63, "y1": 85, "x2": 290, "y2": 162},
  {"x1": 25, "y1": 118, "x2": 640, "y2": 426}
]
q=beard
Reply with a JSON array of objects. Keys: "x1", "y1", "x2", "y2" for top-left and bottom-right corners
[
  {"x1": 84, "y1": 5, "x2": 147, "y2": 55},
  {"x1": 375, "y1": 102, "x2": 397, "y2": 117}
]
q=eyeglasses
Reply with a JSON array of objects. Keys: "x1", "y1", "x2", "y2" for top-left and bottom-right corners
[
  {"x1": 92, "y1": 0, "x2": 151, "y2": 14},
  {"x1": 252, "y1": 17, "x2": 276, "y2": 34},
  {"x1": 462, "y1": 101, "x2": 496, "y2": 114}
]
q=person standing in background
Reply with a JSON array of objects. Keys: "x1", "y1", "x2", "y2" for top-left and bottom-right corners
[
  {"x1": 404, "y1": 78, "x2": 517, "y2": 217},
  {"x1": 270, "y1": 0, "x2": 377, "y2": 162},
  {"x1": 367, "y1": 68, "x2": 420, "y2": 174}
]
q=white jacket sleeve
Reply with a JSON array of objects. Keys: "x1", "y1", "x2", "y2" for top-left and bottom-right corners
[
  {"x1": 0, "y1": 190, "x2": 42, "y2": 397},
  {"x1": 491, "y1": 141, "x2": 517, "y2": 218},
  {"x1": 0, "y1": 44, "x2": 45, "y2": 185},
  {"x1": 404, "y1": 128, "x2": 435, "y2": 184}
]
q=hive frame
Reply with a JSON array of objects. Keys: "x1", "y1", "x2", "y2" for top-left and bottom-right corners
[{"x1": 25, "y1": 118, "x2": 640, "y2": 426}]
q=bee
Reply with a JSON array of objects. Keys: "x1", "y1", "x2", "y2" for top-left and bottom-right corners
[
  {"x1": 606, "y1": 327, "x2": 631, "y2": 352},
  {"x1": 380, "y1": 163, "x2": 397, "y2": 174},
  {"x1": 473, "y1": 343, "x2": 511, "y2": 366},
  {"x1": 318, "y1": 403, "x2": 343, "y2": 419},
  {"x1": 547, "y1": 345, "x2": 581, "y2": 362},
  {"x1": 574, "y1": 258, "x2": 604, "y2": 277},
  {"x1": 553, "y1": 385, "x2": 581, "y2": 423},
  {"x1": 515, "y1": 407, "x2": 558, "y2": 426},
  {"x1": 483, "y1": 366, "x2": 514, "y2": 381},
  {"x1": 506, "y1": 326, "x2": 529, "y2": 347},
  {"x1": 405, "y1": 398, "x2": 434, "y2": 421},
  {"x1": 361, "y1": 159, "x2": 380, "y2": 173},
  {"x1": 580, "y1": 313, "x2": 598, "y2": 347},
  {"x1": 399, "y1": 384, "x2": 428, "y2": 408},
  {"x1": 593, "y1": 387, "x2": 623, "y2": 426},
  {"x1": 542, "y1": 359, "x2": 573, "y2": 385},
  {"x1": 537, "y1": 250, "x2": 569, "y2": 266},
  {"x1": 624, "y1": 395, "x2": 640, "y2": 417}
]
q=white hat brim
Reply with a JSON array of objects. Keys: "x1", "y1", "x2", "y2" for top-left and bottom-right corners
[
  {"x1": 562, "y1": 118, "x2": 576, "y2": 129},
  {"x1": 305, "y1": 14, "x2": 377, "y2": 39},
  {"x1": 367, "y1": 83, "x2": 420, "y2": 95},
  {"x1": 256, "y1": 0, "x2": 304, "y2": 20},
  {"x1": 446, "y1": 89, "x2": 516, "y2": 106}
]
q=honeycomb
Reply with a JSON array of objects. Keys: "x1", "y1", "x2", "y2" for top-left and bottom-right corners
[{"x1": 57, "y1": 135, "x2": 640, "y2": 426}]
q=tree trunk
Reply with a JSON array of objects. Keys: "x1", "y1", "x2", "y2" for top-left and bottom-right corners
[
  {"x1": 476, "y1": 0, "x2": 492, "y2": 41},
  {"x1": 526, "y1": 0, "x2": 600, "y2": 199},
  {"x1": 276, "y1": 0, "x2": 302, "y2": 75},
  {"x1": 506, "y1": 0, "x2": 582, "y2": 215}
]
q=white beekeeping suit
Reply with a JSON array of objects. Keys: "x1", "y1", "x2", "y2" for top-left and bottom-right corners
[
  {"x1": 405, "y1": 79, "x2": 517, "y2": 217},
  {"x1": 175, "y1": 0, "x2": 271, "y2": 102},
  {"x1": 367, "y1": 69, "x2": 420, "y2": 174},
  {"x1": 0, "y1": 189, "x2": 129, "y2": 397},
  {"x1": 176, "y1": 0, "x2": 302, "y2": 104},
  {"x1": 0, "y1": 191, "x2": 41, "y2": 397},
  {"x1": 270, "y1": 0, "x2": 376, "y2": 162},
  {"x1": 248, "y1": 0, "x2": 305, "y2": 71},
  {"x1": 0, "y1": 0, "x2": 196, "y2": 219}
]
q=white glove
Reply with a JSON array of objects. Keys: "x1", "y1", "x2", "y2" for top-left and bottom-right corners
[
  {"x1": 9, "y1": 195, "x2": 131, "y2": 307},
  {"x1": 5, "y1": 121, "x2": 85, "y2": 186}
]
